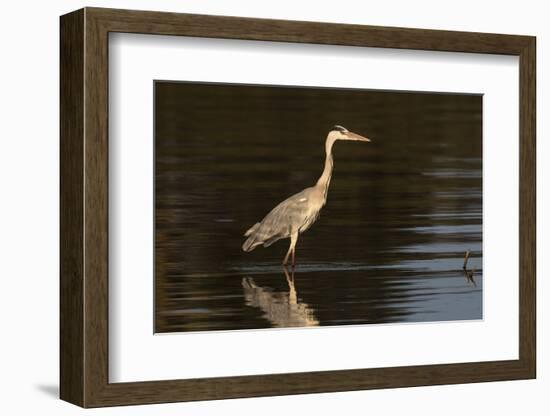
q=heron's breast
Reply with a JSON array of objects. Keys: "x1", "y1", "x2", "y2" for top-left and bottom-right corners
[{"x1": 297, "y1": 198, "x2": 324, "y2": 232}]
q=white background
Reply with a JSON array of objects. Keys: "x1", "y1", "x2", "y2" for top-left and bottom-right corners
[
  {"x1": 110, "y1": 34, "x2": 519, "y2": 382},
  {"x1": 0, "y1": 0, "x2": 546, "y2": 415}
]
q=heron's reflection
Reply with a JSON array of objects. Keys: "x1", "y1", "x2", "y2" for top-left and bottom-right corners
[{"x1": 242, "y1": 267, "x2": 319, "y2": 328}]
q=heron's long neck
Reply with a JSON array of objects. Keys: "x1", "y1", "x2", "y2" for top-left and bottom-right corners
[{"x1": 315, "y1": 137, "x2": 336, "y2": 198}]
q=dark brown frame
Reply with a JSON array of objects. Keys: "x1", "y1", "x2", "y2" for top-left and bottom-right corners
[{"x1": 60, "y1": 7, "x2": 536, "y2": 408}]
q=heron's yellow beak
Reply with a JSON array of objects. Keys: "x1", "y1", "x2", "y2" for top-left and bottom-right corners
[{"x1": 346, "y1": 131, "x2": 371, "y2": 142}]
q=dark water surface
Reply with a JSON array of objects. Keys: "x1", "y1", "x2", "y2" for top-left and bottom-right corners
[{"x1": 154, "y1": 82, "x2": 482, "y2": 333}]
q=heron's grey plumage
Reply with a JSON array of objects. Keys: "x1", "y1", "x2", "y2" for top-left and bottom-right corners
[
  {"x1": 242, "y1": 187, "x2": 322, "y2": 252},
  {"x1": 242, "y1": 126, "x2": 371, "y2": 265}
]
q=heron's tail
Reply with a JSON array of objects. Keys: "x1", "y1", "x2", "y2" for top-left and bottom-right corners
[
  {"x1": 244, "y1": 222, "x2": 260, "y2": 237},
  {"x1": 242, "y1": 222, "x2": 284, "y2": 252},
  {"x1": 242, "y1": 223, "x2": 262, "y2": 252},
  {"x1": 242, "y1": 234, "x2": 261, "y2": 252}
]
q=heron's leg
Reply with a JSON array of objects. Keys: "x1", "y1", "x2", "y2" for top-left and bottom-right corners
[
  {"x1": 283, "y1": 239, "x2": 292, "y2": 266},
  {"x1": 282, "y1": 232, "x2": 298, "y2": 266},
  {"x1": 290, "y1": 232, "x2": 298, "y2": 267},
  {"x1": 283, "y1": 241, "x2": 292, "y2": 265}
]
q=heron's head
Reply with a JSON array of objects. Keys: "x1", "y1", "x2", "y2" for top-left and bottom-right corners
[{"x1": 328, "y1": 125, "x2": 371, "y2": 143}]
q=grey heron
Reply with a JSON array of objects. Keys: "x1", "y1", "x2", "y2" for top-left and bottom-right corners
[{"x1": 242, "y1": 125, "x2": 371, "y2": 266}]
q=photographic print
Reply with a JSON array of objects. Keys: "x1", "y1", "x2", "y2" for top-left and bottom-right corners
[{"x1": 154, "y1": 81, "x2": 482, "y2": 333}]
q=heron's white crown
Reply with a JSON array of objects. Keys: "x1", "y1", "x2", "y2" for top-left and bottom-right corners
[{"x1": 331, "y1": 125, "x2": 348, "y2": 133}]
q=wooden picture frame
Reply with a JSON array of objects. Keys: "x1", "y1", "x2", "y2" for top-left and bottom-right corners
[{"x1": 60, "y1": 7, "x2": 536, "y2": 408}]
